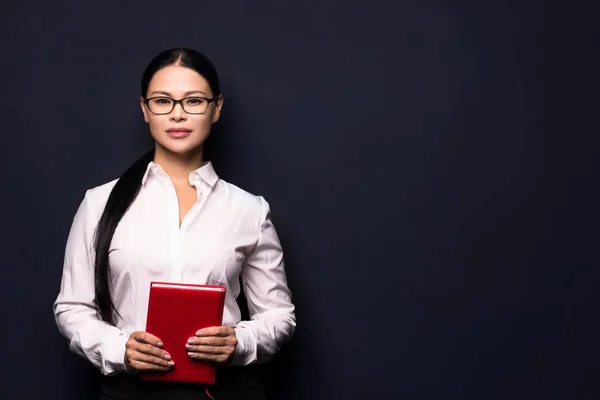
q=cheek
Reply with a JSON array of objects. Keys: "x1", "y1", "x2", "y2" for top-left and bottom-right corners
[
  {"x1": 147, "y1": 117, "x2": 167, "y2": 138},
  {"x1": 190, "y1": 115, "x2": 213, "y2": 132}
]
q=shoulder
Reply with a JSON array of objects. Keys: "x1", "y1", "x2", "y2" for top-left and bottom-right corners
[
  {"x1": 80, "y1": 178, "x2": 119, "y2": 217},
  {"x1": 215, "y1": 179, "x2": 271, "y2": 219}
]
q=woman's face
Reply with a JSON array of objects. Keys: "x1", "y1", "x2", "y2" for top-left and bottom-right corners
[{"x1": 140, "y1": 64, "x2": 223, "y2": 157}]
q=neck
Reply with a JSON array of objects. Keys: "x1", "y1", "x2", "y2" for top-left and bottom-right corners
[{"x1": 153, "y1": 144, "x2": 204, "y2": 186}]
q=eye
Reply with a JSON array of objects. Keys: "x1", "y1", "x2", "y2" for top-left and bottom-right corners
[
  {"x1": 154, "y1": 97, "x2": 173, "y2": 105},
  {"x1": 185, "y1": 97, "x2": 206, "y2": 106}
]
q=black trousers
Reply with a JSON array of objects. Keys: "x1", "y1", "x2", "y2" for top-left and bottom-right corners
[{"x1": 100, "y1": 366, "x2": 266, "y2": 400}]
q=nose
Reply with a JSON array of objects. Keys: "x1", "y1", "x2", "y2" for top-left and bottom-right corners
[{"x1": 170, "y1": 102, "x2": 187, "y2": 122}]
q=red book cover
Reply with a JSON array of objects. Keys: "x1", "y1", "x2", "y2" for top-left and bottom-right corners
[{"x1": 140, "y1": 281, "x2": 226, "y2": 385}]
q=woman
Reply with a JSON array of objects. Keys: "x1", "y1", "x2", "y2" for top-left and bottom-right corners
[{"x1": 53, "y1": 48, "x2": 296, "y2": 399}]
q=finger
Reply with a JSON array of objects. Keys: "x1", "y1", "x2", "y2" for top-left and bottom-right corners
[
  {"x1": 187, "y1": 351, "x2": 227, "y2": 363},
  {"x1": 132, "y1": 342, "x2": 171, "y2": 360},
  {"x1": 185, "y1": 344, "x2": 228, "y2": 355},
  {"x1": 195, "y1": 326, "x2": 232, "y2": 337},
  {"x1": 187, "y1": 351, "x2": 215, "y2": 362},
  {"x1": 129, "y1": 350, "x2": 174, "y2": 368},
  {"x1": 188, "y1": 336, "x2": 229, "y2": 347},
  {"x1": 126, "y1": 347, "x2": 173, "y2": 367},
  {"x1": 129, "y1": 358, "x2": 172, "y2": 372},
  {"x1": 132, "y1": 331, "x2": 164, "y2": 347},
  {"x1": 190, "y1": 351, "x2": 231, "y2": 364}
]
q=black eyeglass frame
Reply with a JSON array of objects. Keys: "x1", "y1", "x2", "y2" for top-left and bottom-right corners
[{"x1": 143, "y1": 96, "x2": 218, "y2": 115}]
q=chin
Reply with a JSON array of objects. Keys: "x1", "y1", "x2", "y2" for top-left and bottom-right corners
[{"x1": 156, "y1": 140, "x2": 204, "y2": 156}]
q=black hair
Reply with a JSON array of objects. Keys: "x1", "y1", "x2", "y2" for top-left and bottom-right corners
[{"x1": 93, "y1": 48, "x2": 221, "y2": 324}]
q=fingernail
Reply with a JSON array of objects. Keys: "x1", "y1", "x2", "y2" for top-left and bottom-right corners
[
  {"x1": 157, "y1": 341, "x2": 163, "y2": 347},
  {"x1": 196, "y1": 330, "x2": 203, "y2": 336},
  {"x1": 168, "y1": 361, "x2": 174, "y2": 366},
  {"x1": 165, "y1": 354, "x2": 171, "y2": 360},
  {"x1": 187, "y1": 338, "x2": 194, "y2": 344}
]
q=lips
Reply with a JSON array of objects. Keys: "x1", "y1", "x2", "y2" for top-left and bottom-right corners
[
  {"x1": 166, "y1": 127, "x2": 192, "y2": 133},
  {"x1": 166, "y1": 127, "x2": 192, "y2": 138}
]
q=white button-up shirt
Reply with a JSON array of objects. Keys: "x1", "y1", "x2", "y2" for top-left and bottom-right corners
[{"x1": 53, "y1": 161, "x2": 296, "y2": 375}]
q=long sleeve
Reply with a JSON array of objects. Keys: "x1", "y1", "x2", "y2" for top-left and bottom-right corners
[
  {"x1": 231, "y1": 197, "x2": 297, "y2": 365},
  {"x1": 53, "y1": 190, "x2": 129, "y2": 376}
]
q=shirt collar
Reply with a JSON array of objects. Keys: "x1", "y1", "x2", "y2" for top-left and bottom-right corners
[{"x1": 141, "y1": 161, "x2": 219, "y2": 187}]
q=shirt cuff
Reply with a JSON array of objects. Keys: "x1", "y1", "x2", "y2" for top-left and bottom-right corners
[
  {"x1": 102, "y1": 334, "x2": 130, "y2": 376},
  {"x1": 230, "y1": 327, "x2": 258, "y2": 366}
]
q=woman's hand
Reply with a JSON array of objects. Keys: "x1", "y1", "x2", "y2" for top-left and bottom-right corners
[
  {"x1": 186, "y1": 326, "x2": 238, "y2": 364},
  {"x1": 124, "y1": 331, "x2": 174, "y2": 372}
]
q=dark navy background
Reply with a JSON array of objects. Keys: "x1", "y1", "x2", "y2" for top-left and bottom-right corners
[{"x1": 1, "y1": 1, "x2": 597, "y2": 399}]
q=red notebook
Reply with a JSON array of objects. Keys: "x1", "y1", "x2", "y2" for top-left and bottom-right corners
[{"x1": 141, "y1": 281, "x2": 226, "y2": 385}]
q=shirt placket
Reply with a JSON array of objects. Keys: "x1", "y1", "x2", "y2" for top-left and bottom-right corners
[
  {"x1": 162, "y1": 173, "x2": 184, "y2": 283},
  {"x1": 165, "y1": 173, "x2": 205, "y2": 282}
]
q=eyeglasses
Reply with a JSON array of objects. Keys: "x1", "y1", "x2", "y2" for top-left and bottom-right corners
[{"x1": 144, "y1": 96, "x2": 217, "y2": 115}]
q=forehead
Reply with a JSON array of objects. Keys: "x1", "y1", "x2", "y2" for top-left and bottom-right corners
[{"x1": 148, "y1": 65, "x2": 211, "y2": 95}]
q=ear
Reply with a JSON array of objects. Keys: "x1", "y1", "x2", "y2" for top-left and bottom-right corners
[
  {"x1": 211, "y1": 94, "x2": 224, "y2": 124},
  {"x1": 140, "y1": 97, "x2": 150, "y2": 123}
]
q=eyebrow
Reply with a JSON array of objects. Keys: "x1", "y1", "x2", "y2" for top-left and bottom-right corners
[{"x1": 148, "y1": 90, "x2": 208, "y2": 97}]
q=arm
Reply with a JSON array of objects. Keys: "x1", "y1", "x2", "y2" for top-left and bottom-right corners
[
  {"x1": 53, "y1": 190, "x2": 130, "y2": 376},
  {"x1": 230, "y1": 196, "x2": 297, "y2": 365}
]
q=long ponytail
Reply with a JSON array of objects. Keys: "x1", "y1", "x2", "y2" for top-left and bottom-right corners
[{"x1": 93, "y1": 150, "x2": 154, "y2": 324}]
